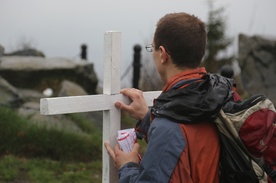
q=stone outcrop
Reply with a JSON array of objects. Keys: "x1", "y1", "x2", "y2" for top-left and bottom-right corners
[
  {"x1": 0, "y1": 56, "x2": 98, "y2": 95},
  {"x1": 57, "y1": 80, "x2": 88, "y2": 97},
  {"x1": 238, "y1": 34, "x2": 276, "y2": 104},
  {"x1": 0, "y1": 69, "x2": 102, "y2": 133},
  {"x1": 0, "y1": 56, "x2": 101, "y2": 132},
  {"x1": 0, "y1": 76, "x2": 22, "y2": 107}
]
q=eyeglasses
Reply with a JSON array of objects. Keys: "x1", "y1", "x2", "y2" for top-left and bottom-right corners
[{"x1": 145, "y1": 44, "x2": 155, "y2": 52}]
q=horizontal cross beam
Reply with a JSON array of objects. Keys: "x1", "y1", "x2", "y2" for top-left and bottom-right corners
[{"x1": 40, "y1": 91, "x2": 161, "y2": 115}]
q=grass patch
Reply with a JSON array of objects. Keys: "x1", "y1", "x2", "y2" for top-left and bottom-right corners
[
  {"x1": 0, "y1": 106, "x2": 103, "y2": 182},
  {"x1": 0, "y1": 155, "x2": 102, "y2": 183}
]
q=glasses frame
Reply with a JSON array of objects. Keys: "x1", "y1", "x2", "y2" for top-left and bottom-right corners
[
  {"x1": 145, "y1": 44, "x2": 171, "y2": 56},
  {"x1": 145, "y1": 44, "x2": 155, "y2": 52}
]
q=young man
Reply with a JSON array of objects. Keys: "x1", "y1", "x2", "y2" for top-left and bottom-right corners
[{"x1": 105, "y1": 12, "x2": 240, "y2": 183}]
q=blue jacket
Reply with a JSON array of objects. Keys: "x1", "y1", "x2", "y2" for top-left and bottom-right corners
[{"x1": 118, "y1": 74, "x2": 235, "y2": 183}]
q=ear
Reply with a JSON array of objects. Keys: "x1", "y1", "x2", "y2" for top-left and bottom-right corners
[{"x1": 159, "y1": 46, "x2": 168, "y2": 64}]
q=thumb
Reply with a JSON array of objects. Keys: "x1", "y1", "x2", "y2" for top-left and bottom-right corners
[
  {"x1": 115, "y1": 101, "x2": 130, "y2": 111},
  {"x1": 104, "y1": 141, "x2": 115, "y2": 160}
]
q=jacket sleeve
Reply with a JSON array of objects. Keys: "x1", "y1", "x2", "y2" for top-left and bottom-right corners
[
  {"x1": 119, "y1": 117, "x2": 186, "y2": 183},
  {"x1": 135, "y1": 110, "x2": 151, "y2": 142}
]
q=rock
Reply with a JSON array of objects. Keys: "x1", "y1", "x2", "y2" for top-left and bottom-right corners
[
  {"x1": 17, "y1": 101, "x2": 85, "y2": 134},
  {"x1": 0, "y1": 56, "x2": 102, "y2": 134},
  {"x1": 5, "y1": 48, "x2": 45, "y2": 57},
  {"x1": 238, "y1": 34, "x2": 276, "y2": 104},
  {"x1": 57, "y1": 80, "x2": 87, "y2": 97},
  {"x1": 0, "y1": 76, "x2": 22, "y2": 107},
  {"x1": 0, "y1": 56, "x2": 98, "y2": 95},
  {"x1": 17, "y1": 88, "x2": 45, "y2": 103}
]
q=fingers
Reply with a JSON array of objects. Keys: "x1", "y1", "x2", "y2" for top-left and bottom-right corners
[
  {"x1": 115, "y1": 101, "x2": 131, "y2": 111},
  {"x1": 106, "y1": 142, "x2": 141, "y2": 169},
  {"x1": 104, "y1": 141, "x2": 115, "y2": 160},
  {"x1": 132, "y1": 143, "x2": 140, "y2": 153},
  {"x1": 120, "y1": 88, "x2": 143, "y2": 100},
  {"x1": 115, "y1": 88, "x2": 148, "y2": 120},
  {"x1": 114, "y1": 143, "x2": 139, "y2": 154},
  {"x1": 115, "y1": 88, "x2": 142, "y2": 111},
  {"x1": 114, "y1": 144, "x2": 122, "y2": 153},
  {"x1": 133, "y1": 143, "x2": 142, "y2": 161}
]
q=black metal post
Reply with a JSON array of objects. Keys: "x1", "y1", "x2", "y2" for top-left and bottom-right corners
[
  {"x1": 81, "y1": 44, "x2": 87, "y2": 60},
  {"x1": 220, "y1": 65, "x2": 234, "y2": 78},
  {"x1": 133, "y1": 44, "x2": 141, "y2": 89}
]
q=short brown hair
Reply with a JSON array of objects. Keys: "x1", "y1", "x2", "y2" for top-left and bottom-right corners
[{"x1": 154, "y1": 12, "x2": 206, "y2": 68}]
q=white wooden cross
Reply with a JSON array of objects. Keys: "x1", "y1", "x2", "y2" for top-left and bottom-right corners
[{"x1": 40, "y1": 31, "x2": 161, "y2": 183}]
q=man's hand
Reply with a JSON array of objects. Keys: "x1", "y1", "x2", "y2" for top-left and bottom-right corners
[
  {"x1": 115, "y1": 88, "x2": 148, "y2": 120},
  {"x1": 104, "y1": 142, "x2": 140, "y2": 170}
]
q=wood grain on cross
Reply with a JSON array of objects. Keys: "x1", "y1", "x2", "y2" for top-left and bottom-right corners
[{"x1": 40, "y1": 31, "x2": 161, "y2": 183}]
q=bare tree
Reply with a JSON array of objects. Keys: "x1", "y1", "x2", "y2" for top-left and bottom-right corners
[{"x1": 17, "y1": 36, "x2": 37, "y2": 50}]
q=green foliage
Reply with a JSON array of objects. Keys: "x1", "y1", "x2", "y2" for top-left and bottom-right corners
[
  {"x1": 0, "y1": 106, "x2": 103, "y2": 182},
  {"x1": 0, "y1": 106, "x2": 102, "y2": 162},
  {"x1": 203, "y1": 4, "x2": 234, "y2": 73}
]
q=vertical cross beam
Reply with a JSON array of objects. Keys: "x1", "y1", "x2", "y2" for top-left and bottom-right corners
[{"x1": 102, "y1": 31, "x2": 121, "y2": 183}]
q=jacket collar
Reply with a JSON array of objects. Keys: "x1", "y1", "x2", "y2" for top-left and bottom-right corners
[{"x1": 162, "y1": 67, "x2": 207, "y2": 92}]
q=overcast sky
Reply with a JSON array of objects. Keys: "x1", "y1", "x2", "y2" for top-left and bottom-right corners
[{"x1": 1, "y1": 0, "x2": 276, "y2": 85}]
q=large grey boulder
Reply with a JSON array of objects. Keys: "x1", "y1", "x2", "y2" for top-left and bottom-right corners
[
  {"x1": 0, "y1": 57, "x2": 102, "y2": 134},
  {"x1": 17, "y1": 101, "x2": 85, "y2": 134},
  {"x1": 0, "y1": 56, "x2": 98, "y2": 95},
  {"x1": 238, "y1": 34, "x2": 276, "y2": 104}
]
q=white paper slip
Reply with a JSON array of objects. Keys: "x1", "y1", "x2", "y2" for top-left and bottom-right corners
[{"x1": 117, "y1": 128, "x2": 136, "y2": 152}]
